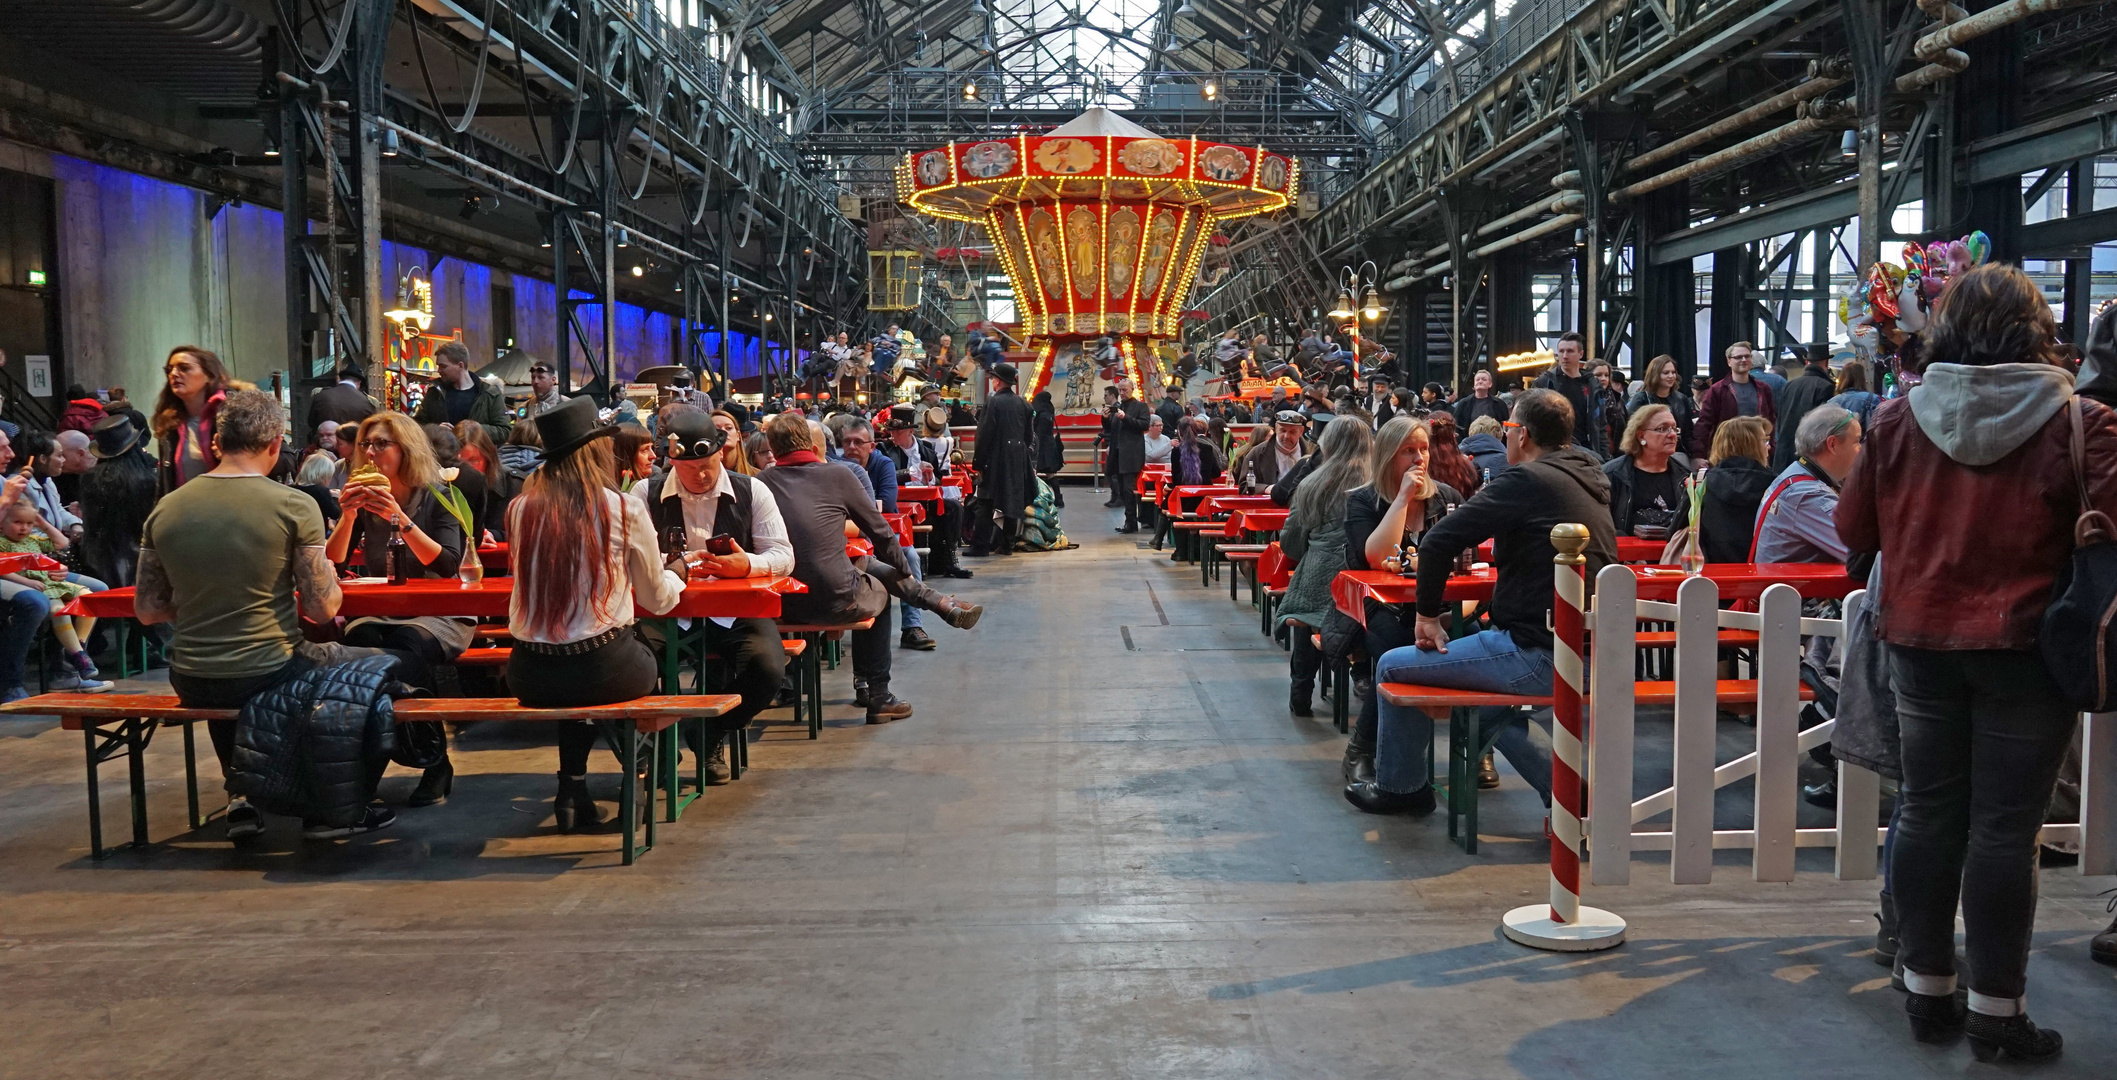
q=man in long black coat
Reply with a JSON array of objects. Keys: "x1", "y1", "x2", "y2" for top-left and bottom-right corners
[
  {"x1": 973, "y1": 364, "x2": 1036, "y2": 555},
  {"x1": 1105, "y1": 377, "x2": 1152, "y2": 533}
]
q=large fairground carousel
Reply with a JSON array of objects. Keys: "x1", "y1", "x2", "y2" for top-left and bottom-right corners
[{"x1": 899, "y1": 108, "x2": 1295, "y2": 413}]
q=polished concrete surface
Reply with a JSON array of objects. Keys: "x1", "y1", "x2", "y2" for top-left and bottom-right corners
[{"x1": 3, "y1": 496, "x2": 2113, "y2": 1078}]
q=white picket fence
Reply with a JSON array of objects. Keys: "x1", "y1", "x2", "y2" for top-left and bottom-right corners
[{"x1": 1581, "y1": 565, "x2": 2116, "y2": 886}]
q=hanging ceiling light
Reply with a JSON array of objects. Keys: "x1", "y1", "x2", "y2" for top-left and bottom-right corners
[
  {"x1": 1328, "y1": 289, "x2": 1356, "y2": 320},
  {"x1": 1839, "y1": 129, "x2": 1859, "y2": 158},
  {"x1": 963, "y1": 80, "x2": 979, "y2": 100},
  {"x1": 1175, "y1": 0, "x2": 1196, "y2": 15},
  {"x1": 1201, "y1": 80, "x2": 1218, "y2": 100},
  {"x1": 1361, "y1": 285, "x2": 1384, "y2": 321}
]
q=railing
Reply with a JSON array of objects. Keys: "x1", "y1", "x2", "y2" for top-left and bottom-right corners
[
  {"x1": 1581, "y1": 566, "x2": 2114, "y2": 887},
  {"x1": 1377, "y1": 0, "x2": 1586, "y2": 153}
]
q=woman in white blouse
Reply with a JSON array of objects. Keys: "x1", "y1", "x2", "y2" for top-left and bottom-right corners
[{"x1": 505, "y1": 398, "x2": 688, "y2": 832}]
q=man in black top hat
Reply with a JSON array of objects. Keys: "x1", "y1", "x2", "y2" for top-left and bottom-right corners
[
  {"x1": 79, "y1": 413, "x2": 157, "y2": 587},
  {"x1": 972, "y1": 363, "x2": 1036, "y2": 553},
  {"x1": 882, "y1": 405, "x2": 967, "y2": 579},
  {"x1": 634, "y1": 411, "x2": 793, "y2": 781}
]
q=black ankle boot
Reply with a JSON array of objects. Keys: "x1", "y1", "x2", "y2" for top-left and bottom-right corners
[
  {"x1": 1873, "y1": 891, "x2": 1898, "y2": 968},
  {"x1": 1965, "y1": 1012, "x2": 2062, "y2": 1062},
  {"x1": 1343, "y1": 782, "x2": 1436, "y2": 816},
  {"x1": 1342, "y1": 727, "x2": 1376, "y2": 784},
  {"x1": 553, "y1": 774, "x2": 603, "y2": 834},
  {"x1": 1289, "y1": 680, "x2": 1314, "y2": 717},
  {"x1": 408, "y1": 760, "x2": 453, "y2": 807},
  {"x1": 2092, "y1": 910, "x2": 2117, "y2": 967},
  {"x1": 1904, "y1": 990, "x2": 1966, "y2": 1043}
]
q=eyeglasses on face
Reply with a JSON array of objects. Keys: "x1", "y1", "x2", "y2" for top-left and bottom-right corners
[{"x1": 359, "y1": 439, "x2": 397, "y2": 453}]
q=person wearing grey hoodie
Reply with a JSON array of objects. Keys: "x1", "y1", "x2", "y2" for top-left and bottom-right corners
[{"x1": 1836, "y1": 264, "x2": 2117, "y2": 1061}]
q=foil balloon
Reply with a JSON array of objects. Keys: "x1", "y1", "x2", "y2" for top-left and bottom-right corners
[{"x1": 1960, "y1": 230, "x2": 1992, "y2": 268}]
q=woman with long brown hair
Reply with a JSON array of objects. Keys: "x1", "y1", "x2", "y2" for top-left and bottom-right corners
[
  {"x1": 151, "y1": 346, "x2": 231, "y2": 495},
  {"x1": 506, "y1": 397, "x2": 687, "y2": 832},
  {"x1": 328, "y1": 410, "x2": 470, "y2": 805},
  {"x1": 453, "y1": 418, "x2": 511, "y2": 539},
  {"x1": 1423, "y1": 412, "x2": 1481, "y2": 498}
]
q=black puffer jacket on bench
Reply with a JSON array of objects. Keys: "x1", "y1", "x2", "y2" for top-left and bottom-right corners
[{"x1": 229, "y1": 655, "x2": 405, "y2": 827}]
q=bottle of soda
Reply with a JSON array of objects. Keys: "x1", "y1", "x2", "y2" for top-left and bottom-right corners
[{"x1": 386, "y1": 523, "x2": 411, "y2": 585}]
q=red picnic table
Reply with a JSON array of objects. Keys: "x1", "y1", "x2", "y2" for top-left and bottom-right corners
[
  {"x1": 1330, "y1": 563, "x2": 1858, "y2": 626},
  {"x1": 476, "y1": 541, "x2": 507, "y2": 573},
  {"x1": 1202, "y1": 494, "x2": 1278, "y2": 516}
]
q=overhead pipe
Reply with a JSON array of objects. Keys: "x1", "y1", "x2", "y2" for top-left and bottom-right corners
[
  {"x1": 1894, "y1": 0, "x2": 2095, "y2": 92},
  {"x1": 1896, "y1": 0, "x2": 1971, "y2": 92},
  {"x1": 1550, "y1": 170, "x2": 1581, "y2": 190},
  {"x1": 1625, "y1": 62, "x2": 1848, "y2": 174},
  {"x1": 1612, "y1": 101, "x2": 1853, "y2": 202},
  {"x1": 1469, "y1": 212, "x2": 1585, "y2": 261},
  {"x1": 1476, "y1": 191, "x2": 1584, "y2": 238}
]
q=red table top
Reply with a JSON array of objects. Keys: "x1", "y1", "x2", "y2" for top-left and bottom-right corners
[
  {"x1": 1231, "y1": 508, "x2": 1291, "y2": 534},
  {"x1": 1203, "y1": 494, "x2": 1278, "y2": 515},
  {"x1": 68, "y1": 575, "x2": 805, "y2": 621},
  {"x1": 0, "y1": 553, "x2": 66, "y2": 575},
  {"x1": 1473, "y1": 536, "x2": 1667, "y2": 563},
  {"x1": 897, "y1": 485, "x2": 942, "y2": 503},
  {"x1": 1331, "y1": 563, "x2": 1857, "y2": 626}
]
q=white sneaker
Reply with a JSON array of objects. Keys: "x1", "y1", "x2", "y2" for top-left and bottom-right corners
[
  {"x1": 225, "y1": 798, "x2": 262, "y2": 841},
  {"x1": 72, "y1": 677, "x2": 114, "y2": 694}
]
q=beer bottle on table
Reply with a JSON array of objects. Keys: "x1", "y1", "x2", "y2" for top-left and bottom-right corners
[{"x1": 386, "y1": 523, "x2": 411, "y2": 585}]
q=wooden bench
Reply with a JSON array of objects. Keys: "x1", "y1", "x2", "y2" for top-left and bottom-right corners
[
  {"x1": 1378, "y1": 679, "x2": 1817, "y2": 853},
  {"x1": 0, "y1": 691, "x2": 737, "y2": 864},
  {"x1": 778, "y1": 620, "x2": 877, "y2": 738}
]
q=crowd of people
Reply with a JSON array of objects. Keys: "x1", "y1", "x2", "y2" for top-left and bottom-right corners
[
  {"x1": 7, "y1": 341, "x2": 1062, "y2": 843},
  {"x1": 1190, "y1": 268, "x2": 2116, "y2": 1063}
]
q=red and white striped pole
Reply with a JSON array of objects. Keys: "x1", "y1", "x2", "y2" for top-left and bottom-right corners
[{"x1": 1502, "y1": 523, "x2": 1626, "y2": 951}]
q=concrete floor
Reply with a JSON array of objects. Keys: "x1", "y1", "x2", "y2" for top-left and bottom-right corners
[{"x1": 3, "y1": 495, "x2": 2113, "y2": 1078}]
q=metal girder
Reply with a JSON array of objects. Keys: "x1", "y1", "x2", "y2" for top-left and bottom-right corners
[
  {"x1": 410, "y1": 0, "x2": 863, "y2": 271},
  {"x1": 1309, "y1": 0, "x2": 1782, "y2": 260}
]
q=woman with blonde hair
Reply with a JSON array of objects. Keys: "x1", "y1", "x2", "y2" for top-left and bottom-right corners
[
  {"x1": 1334, "y1": 415, "x2": 1464, "y2": 783},
  {"x1": 325, "y1": 409, "x2": 470, "y2": 805},
  {"x1": 1698, "y1": 415, "x2": 1776, "y2": 562},
  {"x1": 507, "y1": 398, "x2": 688, "y2": 831},
  {"x1": 1603, "y1": 402, "x2": 1692, "y2": 539},
  {"x1": 712, "y1": 409, "x2": 755, "y2": 474}
]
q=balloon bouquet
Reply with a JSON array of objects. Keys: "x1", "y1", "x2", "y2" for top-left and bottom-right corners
[{"x1": 1839, "y1": 230, "x2": 1990, "y2": 395}]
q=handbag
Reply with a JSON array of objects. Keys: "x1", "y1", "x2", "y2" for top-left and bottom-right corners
[{"x1": 2039, "y1": 396, "x2": 2117, "y2": 711}]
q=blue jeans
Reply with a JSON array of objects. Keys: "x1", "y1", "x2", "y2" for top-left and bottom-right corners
[
  {"x1": 0, "y1": 580, "x2": 51, "y2": 689},
  {"x1": 899, "y1": 549, "x2": 924, "y2": 632},
  {"x1": 1373, "y1": 628, "x2": 1555, "y2": 804}
]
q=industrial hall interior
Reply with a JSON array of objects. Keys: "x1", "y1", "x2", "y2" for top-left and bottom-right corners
[{"x1": 4, "y1": 0, "x2": 2117, "y2": 1075}]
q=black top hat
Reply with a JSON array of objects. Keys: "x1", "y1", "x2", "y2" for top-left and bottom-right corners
[
  {"x1": 885, "y1": 404, "x2": 918, "y2": 431},
  {"x1": 534, "y1": 396, "x2": 620, "y2": 461},
  {"x1": 989, "y1": 363, "x2": 1019, "y2": 386},
  {"x1": 89, "y1": 413, "x2": 147, "y2": 459},
  {"x1": 660, "y1": 411, "x2": 726, "y2": 461}
]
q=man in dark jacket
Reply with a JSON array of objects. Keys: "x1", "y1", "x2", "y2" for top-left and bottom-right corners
[
  {"x1": 973, "y1": 363, "x2": 1037, "y2": 550},
  {"x1": 759, "y1": 414, "x2": 980, "y2": 723},
  {"x1": 1692, "y1": 340, "x2": 1775, "y2": 459},
  {"x1": 1769, "y1": 345, "x2": 1838, "y2": 471},
  {"x1": 412, "y1": 342, "x2": 513, "y2": 438},
  {"x1": 1102, "y1": 376, "x2": 1152, "y2": 533},
  {"x1": 1154, "y1": 383, "x2": 1186, "y2": 435},
  {"x1": 307, "y1": 365, "x2": 379, "y2": 428},
  {"x1": 1460, "y1": 416, "x2": 1511, "y2": 486},
  {"x1": 1531, "y1": 332, "x2": 1603, "y2": 457},
  {"x1": 1453, "y1": 369, "x2": 1511, "y2": 430},
  {"x1": 1347, "y1": 388, "x2": 1617, "y2": 815}
]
